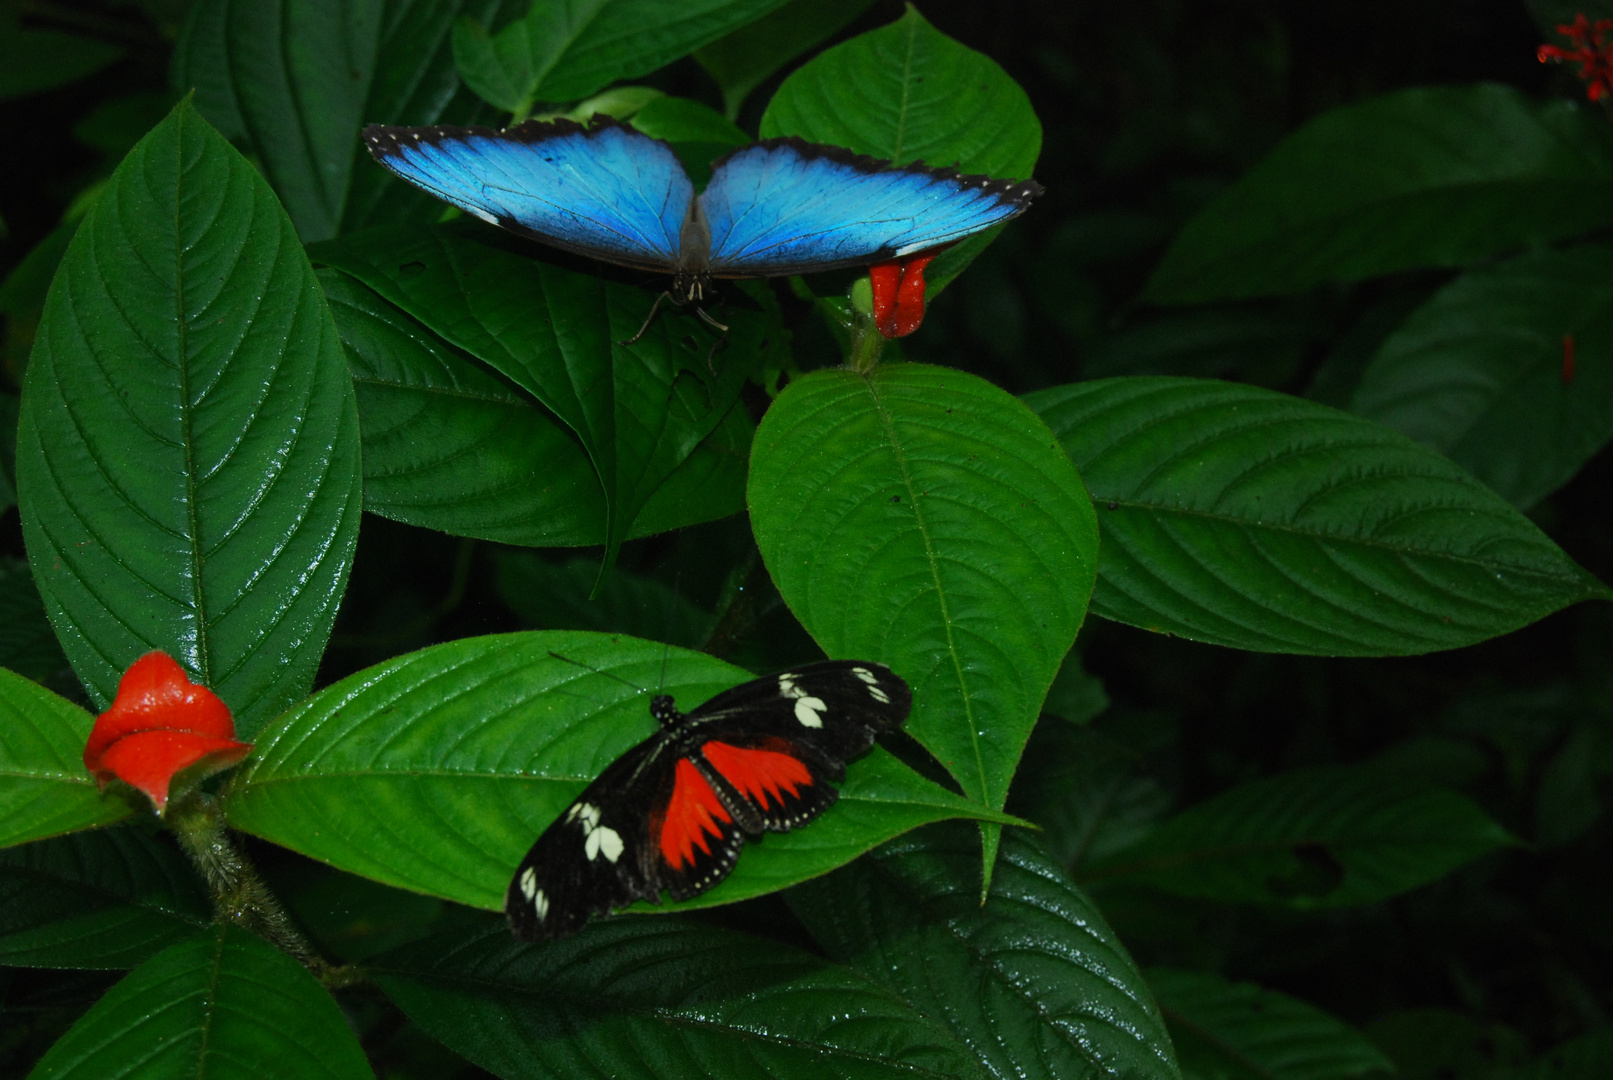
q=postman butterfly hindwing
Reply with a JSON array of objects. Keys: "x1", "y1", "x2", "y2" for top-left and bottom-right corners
[{"x1": 504, "y1": 659, "x2": 912, "y2": 941}]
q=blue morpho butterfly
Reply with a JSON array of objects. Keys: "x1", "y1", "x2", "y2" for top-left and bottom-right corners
[{"x1": 362, "y1": 115, "x2": 1043, "y2": 336}]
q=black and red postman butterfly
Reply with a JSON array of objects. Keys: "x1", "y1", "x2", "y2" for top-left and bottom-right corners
[{"x1": 504, "y1": 659, "x2": 912, "y2": 941}]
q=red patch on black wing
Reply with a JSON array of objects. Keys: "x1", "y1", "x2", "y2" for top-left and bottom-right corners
[
  {"x1": 650, "y1": 756, "x2": 746, "y2": 900},
  {"x1": 699, "y1": 737, "x2": 840, "y2": 832}
]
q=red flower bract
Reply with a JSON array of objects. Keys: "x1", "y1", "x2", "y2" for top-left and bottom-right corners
[
  {"x1": 1538, "y1": 13, "x2": 1613, "y2": 102},
  {"x1": 83, "y1": 651, "x2": 251, "y2": 813},
  {"x1": 869, "y1": 250, "x2": 941, "y2": 338}
]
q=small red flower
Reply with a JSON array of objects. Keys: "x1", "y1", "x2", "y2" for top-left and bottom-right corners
[
  {"x1": 1538, "y1": 14, "x2": 1613, "y2": 102},
  {"x1": 869, "y1": 250, "x2": 941, "y2": 338},
  {"x1": 84, "y1": 652, "x2": 251, "y2": 813}
]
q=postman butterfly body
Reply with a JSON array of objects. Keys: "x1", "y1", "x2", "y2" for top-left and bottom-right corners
[
  {"x1": 361, "y1": 116, "x2": 1042, "y2": 308},
  {"x1": 505, "y1": 659, "x2": 912, "y2": 942}
]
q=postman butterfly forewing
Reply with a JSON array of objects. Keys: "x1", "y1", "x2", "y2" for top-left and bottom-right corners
[{"x1": 504, "y1": 659, "x2": 912, "y2": 941}]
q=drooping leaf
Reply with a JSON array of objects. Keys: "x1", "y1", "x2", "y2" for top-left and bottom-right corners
[
  {"x1": 1148, "y1": 968, "x2": 1395, "y2": 1080},
  {"x1": 224, "y1": 631, "x2": 1010, "y2": 912},
  {"x1": 372, "y1": 914, "x2": 984, "y2": 1080},
  {"x1": 0, "y1": 827, "x2": 209, "y2": 969},
  {"x1": 1080, "y1": 766, "x2": 1516, "y2": 908},
  {"x1": 695, "y1": 0, "x2": 877, "y2": 119},
  {"x1": 1351, "y1": 244, "x2": 1613, "y2": 509},
  {"x1": 315, "y1": 224, "x2": 764, "y2": 559},
  {"x1": 0, "y1": 669, "x2": 128, "y2": 848},
  {"x1": 1145, "y1": 85, "x2": 1613, "y2": 303},
  {"x1": 452, "y1": 0, "x2": 794, "y2": 117},
  {"x1": 1028, "y1": 377, "x2": 1610, "y2": 656},
  {"x1": 17, "y1": 101, "x2": 362, "y2": 736},
  {"x1": 749, "y1": 363, "x2": 1098, "y2": 876},
  {"x1": 760, "y1": 7, "x2": 1043, "y2": 296},
  {"x1": 790, "y1": 823, "x2": 1181, "y2": 1080},
  {"x1": 25, "y1": 924, "x2": 373, "y2": 1079}
]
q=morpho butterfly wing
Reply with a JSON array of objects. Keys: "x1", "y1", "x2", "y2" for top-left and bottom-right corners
[
  {"x1": 699, "y1": 138, "x2": 1043, "y2": 277},
  {"x1": 504, "y1": 660, "x2": 912, "y2": 941},
  {"x1": 362, "y1": 118, "x2": 692, "y2": 273}
]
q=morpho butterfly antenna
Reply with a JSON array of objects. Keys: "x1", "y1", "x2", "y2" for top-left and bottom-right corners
[
  {"x1": 506, "y1": 649, "x2": 912, "y2": 941},
  {"x1": 362, "y1": 115, "x2": 1043, "y2": 339}
]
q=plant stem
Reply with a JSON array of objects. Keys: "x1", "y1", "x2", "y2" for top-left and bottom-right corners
[{"x1": 166, "y1": 789, "x2": 330, "y2": 977}]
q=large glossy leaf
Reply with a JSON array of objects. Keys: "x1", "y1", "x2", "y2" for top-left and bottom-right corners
[
  {"x1": 172, "y1": 0, "x2": 383, "y2": 242},
  {"x1": 373, "y1": 915, "x2": 983, "y2": 1080},
  {"x1": 315, "y1": 224, "x2": 764, "y2": 558},
  {"x1": 452, "y1": 0, "x2": 794, "y2": 116},
  {"x1": 325, "y1": 271, "x2": 749, "y2": 545},
  {"x1": 1351, "y1": 244, "x2": 1613, "y2": 510},
  {"x1": 224, "y1": 631, "x2": 1009, "y2": 912},
  {"x1": 16, "y1": 101, "x2": 362, "y2": 736},
  {"x1": 0, "y1": 827, "x2": 209, "y2": 969},
  {"x1": 25, "y1": 924, "x2": 373, "y2": 1079},
  {"x1": 0, "y1": 669, "x2": 128, "y2": 847},
  {"x1": 1148, "y1": 968, "x2": 1393, "y2": 1080},
  {"x1": 695, "y1": 0, "x2": 876, "y2": 119},
  {"x1": 760, "y1": 7, "x2": 1043, "y2": 296},
  {"x1": 749, "y1": 364, "x2": 1098, "y2": 875},
  {"x1": 1028, "y1": 377, "x2": 1610, "y2": 656},
  {"x1": 789, "y1": 823, "x2": 1180, "y2": 1080},
  {"x1": 1079, "y1": 766, "x2": 1515, "y2": 908},
  {"x1": 1145, "y1": 85, "x2": 1613, "y2": 303}
]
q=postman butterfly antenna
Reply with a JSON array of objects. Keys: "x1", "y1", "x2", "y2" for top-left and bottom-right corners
[{"x1": 545, "y1": 650, "x2": 649, "y2": 695}]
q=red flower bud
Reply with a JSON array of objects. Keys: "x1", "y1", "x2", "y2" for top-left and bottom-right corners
[
  {"x1": 869, "y1": 250, "x2": 941, "y2": 338},
  {"x1": 83, "y1": 652, "x2": 251, "y2": 813}
]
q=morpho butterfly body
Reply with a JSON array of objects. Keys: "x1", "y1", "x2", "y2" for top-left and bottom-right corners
[
  {"x1": 505, "y1": 659, "x2": 912, "y2": 941},
  {"x1": 362, "y1": 116, "x2": 1042, "y2": 312}
]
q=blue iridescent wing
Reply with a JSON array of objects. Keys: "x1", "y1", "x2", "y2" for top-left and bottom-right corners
[
  {"x1": 698, "y1": 139, "x2": 1042, "y2": 277},
  {"x1": 363, "y1": 118, "x2": 693, "y2": 273}
]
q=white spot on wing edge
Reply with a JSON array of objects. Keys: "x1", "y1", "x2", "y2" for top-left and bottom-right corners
[
  {"x1": 467, "y1": 207, "x2": 498, "y2": 224},
  {"x1": 519, "y1": 866, "x2": 537, "y2": 900},
  {"x1": 533, "y1": 888, "x2": 549, "y2": 920},
  {"x1": 795, "y1": 696, "x2": 826, "y2": 728},
  {"x1": 867, "y1": 685, "x2": 891, "y2": 704}
]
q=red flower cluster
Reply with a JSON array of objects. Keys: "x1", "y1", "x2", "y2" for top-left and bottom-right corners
[
  {"x1": 1538, "y1": 14, "x2": 1613, "y2": 101},
  {"x1": 83, "y1": 651, "x2": 251, "y2": 813},
  {"x1": 869, "y1": 250, "x2": 940, "y2": 338}
]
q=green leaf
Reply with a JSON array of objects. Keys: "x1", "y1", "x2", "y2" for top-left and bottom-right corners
[
  {"x1": 1080, "y1": 766, "x2": 1516, "y2": 908},
  {"x1": 1028, "y1": 376, "x2": 1610, "y2": 656},
  {"x1": 0, "y1": 556, "x2": 70, "y2": 685},
  {"x1": 25, "y1": 924, "x2": 373, "y2": 1079},
  {"x1": 694, "y1": 0, "x2": 876, "y2": 119},
  {"x1": 0, "y1": 27, "x2": 123, "y2": 101},
  {"x1": 760, "y1": 6, "x2": 1043, "y2": 296},
  {"x1": 16, "y1": 100, "x2": 363, "y2": 736},
  {"x1": 315, "y1": 223, "x2": 762, "y2": 558},
  {"x1": 629, "y1": 96, "x2": 748, "y2": 186},
  {"x1": 1351, "y1": 244, "x2": 1613, "y2": 510},
  {"x1": 1365, "y1": 1008, "x2": 1528, "y2": 1080},
  {"x1": 749, "y1": 364, "x2": 1099, "y2": 873},
  {"x1": 0, "y1": 668, "x2": 128, "y2": 847},
  {"x1": 173, "y1": 0, "x2": 384, "y2": 241},
  {"x1": 452, "y1": 0, "x2": 794, "y2": 117},
  {"x1": 0, "y1": 827, "x2": 209, "y2": 969},
  {"x1": 372, "y1": 915, "x2": 983, "y2": 1080},
  {"x1": 1148, "y1": 968, "x2": 1394, "y2": 1080},
  {"x1": 328, "y1": 269, "x2": 748, "y2": 546},
  {"x1": 789, "y1": 823, "x2": 1181, "y2": 1080},
  {"x1": 224, "y1": 631, "x2": 1007, "y2": 912},
  {"x1": 1145, "y1": 84, "x2": 1613, "y2": 303}
]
